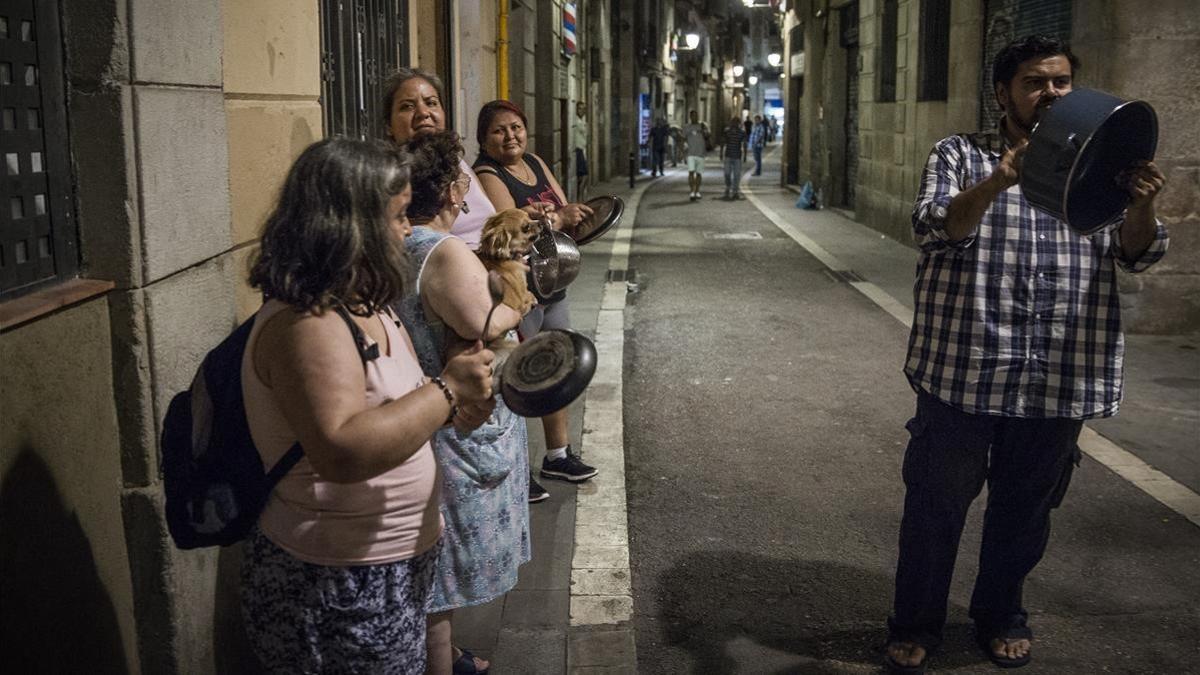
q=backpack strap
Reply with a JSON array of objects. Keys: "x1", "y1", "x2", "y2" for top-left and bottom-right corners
[
  {"x1": 332, "y1": 305, "x2": 381, "y2": 363},
  {"x1": 264, "y1": 442, "x2": 304, "y2": 484}
]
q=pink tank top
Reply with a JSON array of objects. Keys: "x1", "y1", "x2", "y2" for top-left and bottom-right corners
[{"x1": 241, "y1": 299, "x2": 442, "y2": 565}]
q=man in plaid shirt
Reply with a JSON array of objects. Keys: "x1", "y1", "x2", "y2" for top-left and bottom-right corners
[{"x1": 884, "y1": 36, "x2": 1168, "y2": 674}]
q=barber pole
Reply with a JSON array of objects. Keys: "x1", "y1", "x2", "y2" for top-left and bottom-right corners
[{"x1": 563, "y1": 3, "x2": 577, "y2": 57}]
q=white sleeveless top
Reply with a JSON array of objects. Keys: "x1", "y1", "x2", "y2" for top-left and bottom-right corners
[{"x1": 241, "y1": 299, "x2": 442, "y2": 565}]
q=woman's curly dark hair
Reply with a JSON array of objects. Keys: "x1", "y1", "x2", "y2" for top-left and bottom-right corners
[
  {"x1": 405, "y1": 130, "x2": 464, "y2": 222},
  {"x1": 249, "y1": 137, "x2": 411, "y2": 314}
]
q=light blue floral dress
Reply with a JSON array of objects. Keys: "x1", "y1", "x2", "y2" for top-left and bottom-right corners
[{"x1": 397, "y1": 226, "x2": 531, "y2": 613}]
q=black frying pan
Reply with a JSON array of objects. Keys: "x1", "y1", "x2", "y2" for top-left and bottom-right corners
[
  {"x1": 570, "y1": 195, "x2": 625, "y2": 246},
  {"x1": 499, "y1": 329, "x2": 597, "y2": 418}
]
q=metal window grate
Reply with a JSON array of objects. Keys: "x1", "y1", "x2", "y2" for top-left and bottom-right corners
[
  {"x1": 877, "y1": 0, "x2": 898, "y2": 102},
  {"x1": 1, "y1": 0, "x2": 77, "y2": 297},
  {"x1": 319, "y1": 0, "x2": 409, "y2": 140},
  {"x1": 917, "y1": 0, "x2": 950, "y2": 102}
]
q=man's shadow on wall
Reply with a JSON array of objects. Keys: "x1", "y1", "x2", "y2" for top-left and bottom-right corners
[
  {"x1": 655, "y1": 551, "x2": 985, "y2": 674},
  {"x1": 0, "y1": 447, "x2": 128, "y2": 673}
]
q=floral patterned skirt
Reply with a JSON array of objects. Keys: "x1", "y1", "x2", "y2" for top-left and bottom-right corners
[{"x1": 241, "y1": 527, "x2": 441, "y2": 674}]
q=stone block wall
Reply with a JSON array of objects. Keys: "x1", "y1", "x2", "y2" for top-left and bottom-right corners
[{"x1": 1072, "y1": 0, "x2": 1200, "y2": 332}]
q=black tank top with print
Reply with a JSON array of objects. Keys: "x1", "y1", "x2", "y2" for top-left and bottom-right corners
[
  {"x1": 473, "y1": 153, "x2": 568, "y2": 304},
  {"x1": 473, "y1": 154, "x2": 565, "y2": 210}
]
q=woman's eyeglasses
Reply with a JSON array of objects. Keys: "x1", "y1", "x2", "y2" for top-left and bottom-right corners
[{"x1": 452, "y1": 175, "x2": 472, "y2": 191}]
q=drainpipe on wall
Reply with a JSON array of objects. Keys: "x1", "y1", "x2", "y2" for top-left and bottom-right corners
[{"x1": 498, "y1": 0, "x2": 510, "y2": 100}]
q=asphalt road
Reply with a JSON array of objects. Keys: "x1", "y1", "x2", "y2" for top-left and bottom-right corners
[{"x1": 623, "y1": 164, "x2": 1200, "y2": 674}]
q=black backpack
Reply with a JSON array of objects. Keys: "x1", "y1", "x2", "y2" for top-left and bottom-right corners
[{"x1": 162, "y1": 305, "x2": 379, "y2": 549}]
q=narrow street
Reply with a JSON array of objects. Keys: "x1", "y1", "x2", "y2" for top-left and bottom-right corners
[{"x1": 622, "y1": 152, "x2": 1200, "y2": 674}]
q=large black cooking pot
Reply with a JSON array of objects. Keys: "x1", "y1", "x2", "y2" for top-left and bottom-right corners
[
  {"x1": 1021, "y1": 88, "x2": 1157, "y2": 234},
  {"x1": 499, "y1": 329, "x2": 596, "y2": 417}
]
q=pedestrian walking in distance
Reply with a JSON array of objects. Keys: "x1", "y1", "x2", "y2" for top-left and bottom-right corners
[
  {"x1": 750, "y1": 114, "x2": 767, "y2": 175},
  {"x1": 649, "y1": 117, "x2": 670, "y2": 177},
  {"x1": 574, "y1": 100, "x2": 590, "y2": 199},
  {"x1": 884, "y1": 34, "x2": 1167, "y2": 674},
  {"x1": 720, "y1": 116, "x2": 747, "y2": 200},
  {"x1": 682, "y1": 109, "x2": 709, "y2": 200}
]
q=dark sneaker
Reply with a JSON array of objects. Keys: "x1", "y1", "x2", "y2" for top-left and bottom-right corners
[
  {"x1": 541, "y1": 454, "x2": 598, "y2": 482},
  {"x1": 528, "y1": 473, "x2": 550, "y2": 503}
]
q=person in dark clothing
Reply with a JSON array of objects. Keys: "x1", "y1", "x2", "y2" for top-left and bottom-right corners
[
  {"x1": 719, "y1": 116, "x2": 747, "y2": 200},
  {"x1": 648, "y1": 118, "x2": 670, "y2": 177},
  {"x1": 883, "y1": 35, "x2": 1168, "y2": 674}
]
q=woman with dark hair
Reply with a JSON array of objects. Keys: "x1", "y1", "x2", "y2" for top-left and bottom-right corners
[
  {"x1": 474, "y1": 99, "x2": 600, "y2": 492},
  {"x1": 240, "y1": 137, "x2": 495, "y2": 674},
  {"x1": 382, "y1": 67, "x2": 498, "y2": 251},
  {"x1": 398, "y1": 130, "x2": 532, "y2": 675}
]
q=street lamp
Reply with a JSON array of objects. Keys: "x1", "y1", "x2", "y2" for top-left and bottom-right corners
[
  {"x1": 767, "y1": 52, "x2": 782, "y2": 67},
  {"x1": 685, "y1": 32, "x2": 700, "y2": 50},
  {"x1": 733, "y1": 64, "x2": 744, "y2": 77},
  {"x1": 749, "y1": 74, "x2": 759, "y2": 85}
]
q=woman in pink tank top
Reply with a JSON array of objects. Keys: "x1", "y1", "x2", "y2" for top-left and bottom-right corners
[{"x1": 239, "y1": 138, "x2": 497, "y2": 675}]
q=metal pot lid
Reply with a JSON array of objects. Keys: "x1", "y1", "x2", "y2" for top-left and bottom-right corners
[{"x1": 570, "y1": 196, "x2": 625, "y2": 246}]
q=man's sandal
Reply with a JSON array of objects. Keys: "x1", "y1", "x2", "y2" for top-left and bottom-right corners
[
  {"x1": 883, "y1": 642, "x2": 928, "y2": 674},
  {"x1": 976, "y1": 626, "x2": 1033, "y2": 669}
]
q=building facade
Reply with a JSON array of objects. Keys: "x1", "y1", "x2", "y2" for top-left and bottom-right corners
[
  {"x1": 0, "y1": 0, "x2": 657, "y2": 671},
  {"x1": 780, "y1": 0, "x2": 1199, "y2": 332}
]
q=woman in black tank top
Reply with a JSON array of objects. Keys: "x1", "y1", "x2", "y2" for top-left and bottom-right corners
[
  {"x1": 472, "y1": 100, "x2": 592, "y2": 229},
  {"x1": 471, "y1": 99, "x2": 602, "y2": 498}
]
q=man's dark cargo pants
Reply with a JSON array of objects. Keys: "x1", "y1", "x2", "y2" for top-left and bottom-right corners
[{"x1": 888, "y1": 391, "x2": 1082, "y2": 649}]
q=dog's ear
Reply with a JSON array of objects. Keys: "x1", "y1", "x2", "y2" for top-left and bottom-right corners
[{"x1": 480, "y1": 216, "x2": 510, "y2": 260}]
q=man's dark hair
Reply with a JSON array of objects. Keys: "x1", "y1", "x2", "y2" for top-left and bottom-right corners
[
  {"x1": 406, "y1": 130, "x2": 464, "y2": 222},
  {"x1": 992, "y1": 34, "x2": 1080, "y2": 87},
  {"x1": 250, "y1": 138, "x2": 411, "y2": 313}
]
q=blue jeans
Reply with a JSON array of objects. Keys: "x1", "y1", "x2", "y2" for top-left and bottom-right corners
[
  {"x1": 752, "y1": 145, "x2": 763, "y2": 174},
  {"x1": 722, "y1": 158, "x2": 743, "y2": 196}
]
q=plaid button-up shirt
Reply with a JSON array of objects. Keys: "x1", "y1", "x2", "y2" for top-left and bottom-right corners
[{"x1": 905, "y1": 128, "x2": 1169, "y2": 419}]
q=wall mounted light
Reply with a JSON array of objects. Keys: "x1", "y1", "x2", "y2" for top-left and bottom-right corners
[
  {"x1": 749, "y1": 75, "x2": 759, "y2": 85},
  {"x1": 767, "y1": 52, "x2": 782, "y2": 67},
  {"x1": 685, "y1": 32, "x2": 700, "y2": 49},
  {"x1": 733, "y1": 64, "x2": 745, "y2": 77}
]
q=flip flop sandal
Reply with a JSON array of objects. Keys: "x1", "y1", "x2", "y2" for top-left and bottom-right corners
[
  {"x1": 452, "y1": 647, "x2": 490, "y2": 675},
  {"x1": 883, "y1": 643, "x2": 928, "y2": 674},
  {"x1": 977, "y1": 627, "x2": 1033, "y2": 669}
]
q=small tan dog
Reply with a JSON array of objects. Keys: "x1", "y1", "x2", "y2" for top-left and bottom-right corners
[{"x1": 477, "y1": 208, "x2": 540, "y2": 315}]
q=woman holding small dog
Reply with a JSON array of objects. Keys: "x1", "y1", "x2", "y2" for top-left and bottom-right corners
[
  {"x1": 474, "y1": 99, "x2": 600, "y2": 491},
  {"x1": 397, "y1": 129, "x2": 533, "y2": 675}
]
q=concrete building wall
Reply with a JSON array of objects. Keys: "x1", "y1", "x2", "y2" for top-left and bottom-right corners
[
  {"x1": 1071, "y1": 0, "x2": 1200, "y2": 332},
  {"x1": 0, "y1": 0, "x2": 242, "y2": 672},
  {"x1": 223, "y1": 0, "x2": 322, "y2": 322},
  {"x1": 456, "y1": 1, "x2": 500, "y2": 160},
  {"x1": 0, "y1": 301, "x2": 137, "y2": 672}
]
